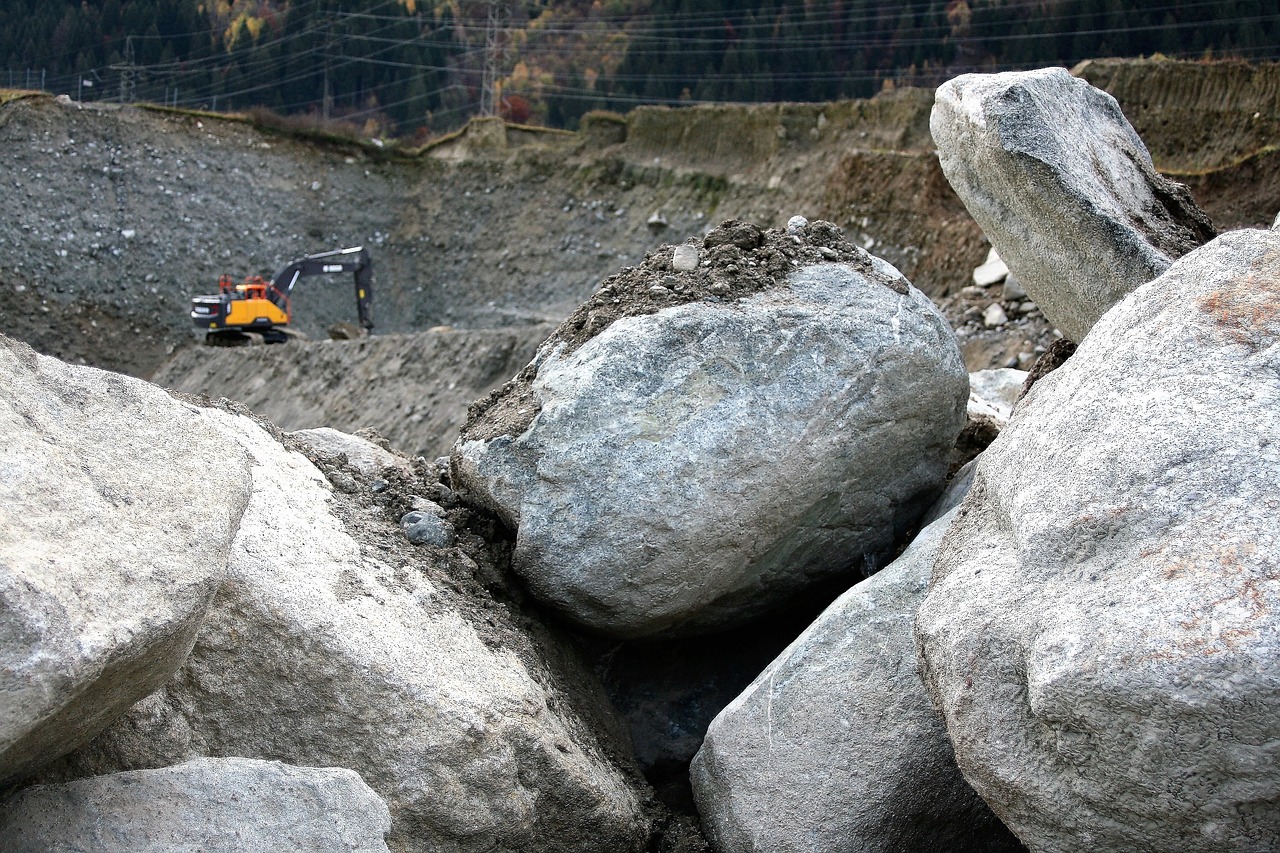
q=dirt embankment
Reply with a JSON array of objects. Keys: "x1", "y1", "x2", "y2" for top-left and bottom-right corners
[
  {"x1": 1076, "y1": 58, "x2": 1280, "y2": 230},
  {"x1": 153, "y1": 324, "x2": 554, "y2": 460}
]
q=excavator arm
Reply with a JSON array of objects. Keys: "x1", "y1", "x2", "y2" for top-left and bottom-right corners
[{"x1": 269, "y1": 246, "x2": 374, "y2": 330}]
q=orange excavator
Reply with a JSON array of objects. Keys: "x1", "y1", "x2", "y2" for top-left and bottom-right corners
[{"x1": 190, "y1": 246, "x2": 374, "y2": 344}]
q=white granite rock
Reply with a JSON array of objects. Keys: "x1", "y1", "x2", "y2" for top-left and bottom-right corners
[
  {"x1": 0, "y1": 758, "x2": 391, "y2": 852},
  {"x1": 0, "y1": 337, "x2": 250, "y2": 786},
  {"x1": 932, "y1": 67, "x2": 1214, "y2": 341},
  {"x1": 917, "y1": 229, "x2": 1280, "y2": 852},
  {"x1": 49, "y1": 406, "x2": 648, "y2": 853},
  {"x1": 691, "y1": 509, "x2": 1023, "y2": 853}
]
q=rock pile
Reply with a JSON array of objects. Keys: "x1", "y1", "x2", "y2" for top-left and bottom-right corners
[
  {"x1": 2, "y1": 66, "x2": 1276, "y2": 853},
  {"x1": 687, "y1": 68, "x2": 1280, "y2": 853},
  {"x1": 0, "y1": 336, "x2": 651, "y2": 853}
]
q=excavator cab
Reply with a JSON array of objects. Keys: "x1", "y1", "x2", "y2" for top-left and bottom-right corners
[{"x1": 191, "y1": 247, "x2": 373, "y2": 345}]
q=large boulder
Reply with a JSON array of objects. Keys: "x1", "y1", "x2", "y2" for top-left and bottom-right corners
[
  {"x1": 453, "y1": 222, "x2": 968, "y2": 638},
  {"x1": 41, "y1": 407, "x2": 649, "y2": 853},
  {"x1": 690, "y1": 508, "x2": 1023, "y2": 853},
  {"x1": 0, "y1": 758, "x2": 391, "y2": 852},
  {"x1": 0, "y1": 336, "x2": 251, "y2": 787},
  {"x1": 932, "y1": 68, "x2": 1215, "y2": 342},
  {"x1": 916, "y1": 229, "x2": 1280, "y2": 852}
]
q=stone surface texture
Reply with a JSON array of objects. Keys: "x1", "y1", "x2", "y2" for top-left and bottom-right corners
[
  {"x1": 453, "y1": 261, "x2": 968, "y2": 638},
  {"x1": 0, "y1": 336, "x2": 251, "y2": 786},
  {"x1": 692, "y1": 508, "x2": 1024, "y2": 853},
  {"x1": 932, "y1": 67, "x2": 1214, "y2": 342},
  {"x1": 44, "y1": 406, "x2": 648, "y2": 853},
  {"x1": 916, "y1": 229, "x2": 1280, "y2": 852},
  {"x1": 0, "y1": 758, "x2": 392, "y2": 853}
]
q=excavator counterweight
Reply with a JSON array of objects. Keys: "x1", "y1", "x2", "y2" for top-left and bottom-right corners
[{"x1": 191, "y1": 246, "x2": 374, "y2": 344}]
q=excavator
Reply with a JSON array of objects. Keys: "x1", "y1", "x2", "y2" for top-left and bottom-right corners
[{"x1": 190, "y1": 246, "x2": 374, "y2": 344}]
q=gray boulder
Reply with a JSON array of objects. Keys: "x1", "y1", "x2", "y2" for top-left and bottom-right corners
[
  {"x1": 0, "y1": 336, "x2": 251, "y2": 786},
  {"x1": 0, "y1": 757, "x2": 391, "y2": 853},
  {"x1": 932, "y1": 67, "x2": 1214, "y2": 342},
  {"x1": 45, "y1": 405, "x2": 648, "y2": 853},
  {"x1": 916, "y1": 229, "x2": 1280, "y2": 852},
  {"x1": 454, "y1": 261, "x2": 967, "y2": 638},
  {"x1": 690, "y1": 508, "x2": 1023, "y2": 853}
]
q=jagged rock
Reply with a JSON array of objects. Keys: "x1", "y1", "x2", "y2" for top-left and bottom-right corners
[
  {"x1": 932, "y1": 67, "x2": 1215, "y2": 341},
  {"x1": 453, "y1": 259, "x2": 967, "y2": 638},
  {"x1": 0, "y1": 336, "x2": 251, "y2": 787},
  {"x1": 690, "y1": 508, "x2": 1024, "y2": 853},
  {"x1": 0, "y1": 758, "x2": 391, "y2": 853},
  {"x1": 288, "y1": 427, "x2": 412, "y2": 478},
  {"x1": 968, "y1": 368, "x2": 1026, "y2": 426},
  {"x1": 44, "y1": 405, "x2": 649, "y2": 853},
  {"x1": 671, "y1": 244, "x2": 700, "y2": 271},
  {"x1": 1002, "y1": 274, "x2": 1027, "y2": 301},
  {"x1": 982, "y1": 303, "x2": 1009, "y2": 327},
  {"x1": 916, "y1": 229, "x2": 1280, "y2": 853},
  {"x1": 972, "y1": 247, "x2": 1009, "y2": 286}
]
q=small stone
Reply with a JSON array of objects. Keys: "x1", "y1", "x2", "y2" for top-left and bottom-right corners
[
  {"x1": 370, "y1": 478, "x2": 389, "y2": 493},
  {"x1": 401, "y1": 510, "x2": 455, "y2": 547},
  {"x1": 326, "y1": 470, "x2": 358, "y2": 493},
  {"x1": 709, "y1": 282, "x2": 730, "y2": 296},
  {"x1": 672, "y1": 244, "x2": 700, "y2": 272},
  {"x1": 818, "y1": 246, "x2": 838, "y2": 261},
  {"x1": 1002, "y1": 273, "x2": 1028, "y2": 300},
  {"x1": 973, "y1": 249, "x2": 1009, "y2": 287},
  {"x1": 983, "y1": 303, "x2": 1009, "y2": 327},
  {"x1": 649, "y1": 285, "x2": 671, "y2": 296},
  {"x1": 960, "y1": 285, "x2": 985, "y2": 299},
  {"x1": 786, "y1": 215, "x2": 809, "y2": 234},
  {"x1": 647, "y1": 212, "x2": 668, "y2": 229}
]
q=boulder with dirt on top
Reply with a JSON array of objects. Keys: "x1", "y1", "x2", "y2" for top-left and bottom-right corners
[
  {"x1": 0, "y1": 758, "x2": 392, "y2": 853},
  {"x1": 690, "y1": 507, "x2": 1024, "y2": 853},
  {"x1": 932, "y1": 67, "x2": 1215, "y2": 342},
  {"x1": 452, "y1": 219, "x2": 968, "y2": 638},
  {"x1": 0, "y1": 335, "x2": 251, "y2": 788},
  {"x1": 37, "y1": 399, "x2": 650, "y2": 853},
  {"x1": 916, "y1": 229, "x2": 1280, "y2": 852}
]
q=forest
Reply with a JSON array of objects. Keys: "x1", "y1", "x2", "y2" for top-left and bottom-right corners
[{"x1": 0, "y1": 0, "x2": 1276, "y2": 136}]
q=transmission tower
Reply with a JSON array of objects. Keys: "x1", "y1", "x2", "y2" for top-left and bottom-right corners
[
  {"x1": 479, "y1": 0, "x2": 507, "y2": 117},
  {"x1": 111, "y1": 36, "x2": 139, "y2": 103}
]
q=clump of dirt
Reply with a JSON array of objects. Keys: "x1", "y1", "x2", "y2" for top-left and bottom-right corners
[
  {"x1": 461, "y1": 218, "x2": 905, "y2": 443},
  {"x1": 1019, "y1": 338, "x2": 1078, "y2": 399}
]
